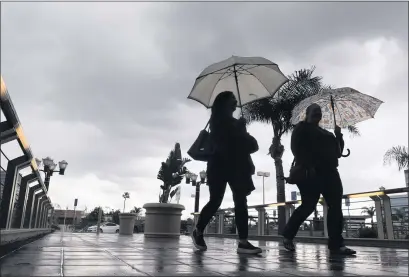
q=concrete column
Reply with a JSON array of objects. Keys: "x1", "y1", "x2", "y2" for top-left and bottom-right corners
[
  {"x1": 44, "y1": 205, "x2": 50, "y2": 228},
  {"x1": 40, "y1": 204, "x2": 48, "y2": 228},
  {"x1": 0, "y1": 155, "x2": 31, "y2": 229},
  {"x1": 28, "y1": 188, "x2": 42, "y2": 228},
  {"x1": 12, "y1": 173, "x2": 37, "y2": 229},
  {"x1": 217, "y1": 212, "x2": 224, "y2": 234},
  {"x1": 256, "y1": 207, "x2": 265, "y2": 236},
  {"x1": 32, "y1": 193, "x2": 45, "y2": 228},
  {"x1": 319, "y1": 199, "x2": 328, "y2": 238},
  {"x1": 370, "y1": 196, "x2": 385, "y2": 239},
  {"x1": 285, "y1": 204, "x2": 295, "y2": 224},
  {"x1": 49, "y1": 208, "x2": 54, "y2": 228},
  {"x1": 36, "y1": 199, "x2": 45, "y2": 228},
  {"x1": 20, "y1": 181, "x2": 40, "y2": 228},
  {"x1": 40, "y1": 201, "x2": 47, "y2": 228},
  {"x1": 380, "y1": 195, "x2": 395, "y2": 240}
]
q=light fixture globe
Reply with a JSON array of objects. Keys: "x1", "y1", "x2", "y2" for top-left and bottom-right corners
[
  {"x1": 42, "y1": 157, "x2": 54, "y2": 167},
  {"x1": 199, "y1": 170, "x2": 207, "y2": 180},
  {"x1": 58, "y1": 160, "x2": 68, "y2": 175},
  {"x1": 49, "y1": 163, "x2": 57, "y2": 171},
  {"x1": 59, "y1": 160, "x2": 68, "y2": 169},
  {"x1": 185, "y1": 172, "x2": 191, "y2": 184},
  {"x1": 191, "y1": 174, "x2": 198, "y2": 182}
]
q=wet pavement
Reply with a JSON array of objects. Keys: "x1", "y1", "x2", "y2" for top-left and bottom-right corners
[{"x1": 0, "y1": 231, "x2": 407, "y2": 276}]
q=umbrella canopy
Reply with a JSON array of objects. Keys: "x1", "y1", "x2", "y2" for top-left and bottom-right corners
[
  {"x1": 291, "y1": 87, "x2": 383, "y2": 129},
  {"x1": 188, "y1": 56, "x2": 288, "y2": 108}
]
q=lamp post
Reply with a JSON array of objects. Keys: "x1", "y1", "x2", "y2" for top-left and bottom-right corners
[
  {"x1": 257, "y1": 171, "x2": 270, "y2": 205},
  {"x1": 36, "y1": 157, "x2": 68, "y2": 190},
  {"x1": 404, "y1": 169, "x2": 408, "y2": 187},
  {"x1": 186, "y1": 170, "x2": 207, "y2": 213}
]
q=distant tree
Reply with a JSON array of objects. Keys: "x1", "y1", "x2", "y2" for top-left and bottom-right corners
[
  {"x1": 130, "y1": 206, "x2": 142, "y2": 216},
  {"x1": 392, "y1": 207, "x2": 409, "y2": 225},
  {"x1": 361, "y1": 206, "x2": 376, "y2": 226},
  {"x1": 122, "y1": 192, "x2": 130, "y2": 212},
  {"x1": 112, "y1": 209, "x2": 121, "y2": 224},
  {"x1": 383, "y1": 146, "x2": 409, "y2": 171},
  {"x1": 87, "y1": 207, "x2": 104, "y2": 222}
]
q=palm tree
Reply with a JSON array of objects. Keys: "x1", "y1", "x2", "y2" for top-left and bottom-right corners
[
  {"x1": 392, "y1": 207, "x2": 408, "y2": 223},
  {"x1": 130, "y1": 206, "x2": 142, "y2": 216},
  {"x1": 383, "y1": 146, "x2": 409, "y2": 171},
  {"x1": 243, "y1": 67, "x2": 359, "y2": 234},
  {"x1": 122, "y1": 192, "x2": 130, "y2": 213},
  {"x1": 361, "y1": 206, "x2": 376, "y2": 226}
]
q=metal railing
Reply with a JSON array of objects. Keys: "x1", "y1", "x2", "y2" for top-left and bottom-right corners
[{"x1": 200, "y1": 187, "x2": 408, "y2": 240}]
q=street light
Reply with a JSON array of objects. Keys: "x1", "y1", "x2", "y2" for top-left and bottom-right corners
[
  {"x1": 36, "y1": 157, "x2": 68, "y2": 189},
  {"x1": 186, "y1": 170, "x2": 207, "y2": 213},
  {"x1": 257, "y1": 171, "x2": 270, "y2": 205}
]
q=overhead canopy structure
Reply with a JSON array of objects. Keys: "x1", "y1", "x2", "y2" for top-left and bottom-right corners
[{"x1": 1, "y1": 76, "x2": 51, "y2": 229}]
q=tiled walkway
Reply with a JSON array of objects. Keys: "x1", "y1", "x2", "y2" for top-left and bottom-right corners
[{"x1": 0, "y1": 231, "x2": 407, "y2": 276}]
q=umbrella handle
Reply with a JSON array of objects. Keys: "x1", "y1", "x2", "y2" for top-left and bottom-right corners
[
  {"x1": 341, "y1": 148, "x2": 351, "y2": 157},
  {"x1": 233, "y1": 65, "x2": 244, "y2": 117}
]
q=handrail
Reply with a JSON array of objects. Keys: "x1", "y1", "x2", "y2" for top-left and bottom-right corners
[
  {"x1": 0, "y1": 76, "x2": 48, "y2": 198},
  {"x1": 215, "y1": 187, "x2": 408, "y2": 212}
]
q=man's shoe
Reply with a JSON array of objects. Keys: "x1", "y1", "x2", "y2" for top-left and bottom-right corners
[
  {"x1": 237, "y1": 241, "x2": 262, "y2": 254},
  {"x1": 191, "y1": 229, "x2": 207, "y2": 251},
  {"x1": 282, "y1": 238, "x2": 296, "y2": 252},
  {"x1": 330, "y1": 246, "x2": 356, "y2": 255}
]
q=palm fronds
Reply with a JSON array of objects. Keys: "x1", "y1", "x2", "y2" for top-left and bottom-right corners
[
  {"x1": 361, "y1": 206, "x2": 376, "y2": 217},
  {"x1": 347, "y1": 125, "x2": 360, "y2": 137},
  {"x1": 243, "y1": 67, "x2": 328, "y2": 137},
  {"x1": 157, "y1": 143, "x2": 191, "y2": 203},
  {"x1": 383, "y1": 146, "x2": 409, "y2": 171}
]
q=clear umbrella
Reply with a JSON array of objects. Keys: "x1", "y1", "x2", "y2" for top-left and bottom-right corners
[{"x1": 188, "y1": 55, "x2": 288, "y2": 109}]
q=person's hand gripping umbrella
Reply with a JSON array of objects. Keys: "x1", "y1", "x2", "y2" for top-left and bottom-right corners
[{"x1": 291, "y1": 87, "x2": 384, "y2": 158}]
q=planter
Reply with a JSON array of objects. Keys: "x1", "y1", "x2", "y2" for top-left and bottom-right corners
[
  {"x1": 119, "y1": 213, "x2": 136, "y2": 235},
  {"x1": 143, "y1": 203, "x2": 185, "y2": 238}
]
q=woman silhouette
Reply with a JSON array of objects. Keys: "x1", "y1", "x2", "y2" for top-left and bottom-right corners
[{"x1": 191, "y1": 91, "x2": 262, "y2": 254}]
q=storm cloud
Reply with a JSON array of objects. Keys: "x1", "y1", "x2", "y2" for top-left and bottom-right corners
[{"x1": 1, "y1": 2, "x2": 407, "y2": 216}]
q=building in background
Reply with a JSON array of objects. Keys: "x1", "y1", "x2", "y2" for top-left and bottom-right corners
[{"x1": 53, "y1": 209, "x2": 84, "y2": 225}]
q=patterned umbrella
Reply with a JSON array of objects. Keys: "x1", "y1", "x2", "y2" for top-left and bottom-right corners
[{"x1": 291, "y1": 87, "x2": 383, "y2": 129}]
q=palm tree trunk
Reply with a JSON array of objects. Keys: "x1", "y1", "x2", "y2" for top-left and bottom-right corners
[
  {"x1": 274, "y1": 157, "x2": 287, "y2": 235},
  {"x1": 270, "y1": 134, "x2": 286, "y2": 235}
]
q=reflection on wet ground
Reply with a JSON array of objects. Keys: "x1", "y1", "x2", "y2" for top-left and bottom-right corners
[{"x1": 0, "y1": 232, "x2": 407, "y2": 276}]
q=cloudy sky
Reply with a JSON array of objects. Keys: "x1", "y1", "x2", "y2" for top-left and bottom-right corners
[{"x1": 1, "y1": 2, "x2": 408, "y2": 218}]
